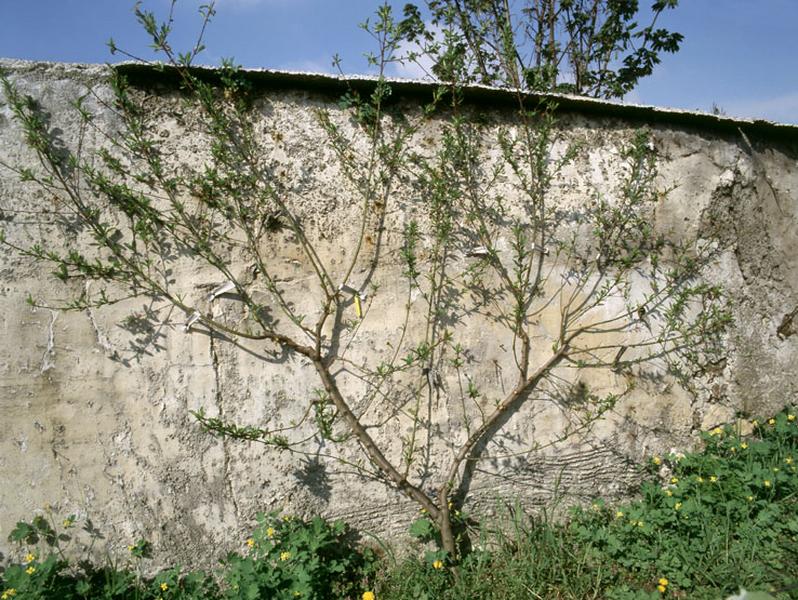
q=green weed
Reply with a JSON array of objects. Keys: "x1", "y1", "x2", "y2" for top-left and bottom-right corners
[
  {"x1": 570, "y1": 407, "x2": 798, "y2": 599},
  {"x1": 222, "y1": 512, "x2": 375, "y2": 600}
]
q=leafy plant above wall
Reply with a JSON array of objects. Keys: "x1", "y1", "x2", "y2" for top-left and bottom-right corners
[
  {"x1": 0, "y1": 0, "x2": 731, "y2": 561},
  {"x1": 400, "y1": 0, "x2": 684, "y2": 97}
]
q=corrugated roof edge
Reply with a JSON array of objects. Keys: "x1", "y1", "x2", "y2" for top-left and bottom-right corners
[{"x1": 2, "y1": 58, "x2": 796, "y2": 144}]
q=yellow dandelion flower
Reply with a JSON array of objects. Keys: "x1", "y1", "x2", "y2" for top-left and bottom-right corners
[
  {"x1": 710, "y1": 427, "x2": 723, "y2": 436},
  {"x1": 730, "y1": 446, "x2": 737, "y2": 453},
  {"x1": 773, "y1": 467, "x2": 780, "y2": 473},
  {"x1": 280, "y1": 551, "x2": 291, "y2": 561},
  {"x1": 128, "y1": 545, "x2": 136, "y2": 552},
  {"x1": 246, "y1": 538, "x2": 255, "y2": 548},
  {"x1": 763, "y1": 480, "x2": 772, "y2": 488},
  {"x1": 786, "y1": 457, "x2": 794, "y2": 465},
  {"x1": 747, "y1": 495, "x2": 754, "y2": 502},
  {"x1": 657, "y1": 584, "x2": 667, "y2": 593},
  {"x1": 432, "y1": 559, "x2": 444, "y2": 570},
  {"x1": 652, "y1": 456, "x2": 662, "y2": 465},
  {"x1": 768, "y1": 418, "x2": 776, "y2": 426},
  {"x1": 2, "y1": 589, "x2": 17, "y2": 600},
  {"x1": 696, "y1": 476, "x2": 704, "y2": 483},
  {"x1": 24, "y1": 553, "x2": 36, "y2": 564},
  {"x1": 25, "y1": 567, "x2": 36, "y2": 576},
  {"x1": 615, "y1": 511, "x2": 624, "y2": 518},
  {"x1": 63, "y1": 517, "x2": 74, "y2": 528},
  {"x1": 294, "y1": 592, "x2": 302, "y2": 597},
  {"x1": 788, "y1": 414, "x2": 796, "y2": 422},
  {"x1": 740, "y1": 443, "x2": 748, "y2": 450},
  {"x1": 710, "y1": 475, "x2": 718, "y2": 482},
  {"x1": 160, "y1": 583, "x2": 168, "y2": 592},
  {"x1": 674, "y1": 502, "x2": 682, "y2": 511},
  {"x1": 752, "y1": 419, "x2": 759, "y2": 427},
  {"x1": 362, "y1": 592, "x2": 376, "y2": 600},
  {"x1": 266, "y1": 527, "x2": 275, "y2": 538},
  {"x1": 670, "y1": 477, "x2": 679, "y2": 484},
  {"x1": 665, "y1": 489, "x2": 673, "y2": 497},
  {"x1": 658, "y1": 578, "x2": 669, "y2": 587},
  {"x1": 637, "y1": 521, "x2": 644, "y2": 528}
]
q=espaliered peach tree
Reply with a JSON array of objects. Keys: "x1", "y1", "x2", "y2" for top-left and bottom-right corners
[{"x1": 0, "y1": 1, "x2": 728, "y2": 559}]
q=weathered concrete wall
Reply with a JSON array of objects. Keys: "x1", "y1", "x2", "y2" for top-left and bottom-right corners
[{"x1": 0, "y1": 59, "x2": 796, "y2": 568}]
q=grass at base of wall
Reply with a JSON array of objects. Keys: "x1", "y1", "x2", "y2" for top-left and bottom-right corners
[{"x1": 3, "y1": 407, "x2": 798, "y2": 600}]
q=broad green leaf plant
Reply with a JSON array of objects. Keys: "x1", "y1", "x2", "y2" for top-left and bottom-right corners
[{"x1": 0, "y1": 1, "x2": 729, "y2": 559}]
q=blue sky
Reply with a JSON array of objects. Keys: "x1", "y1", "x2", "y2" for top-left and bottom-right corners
[{"x1": 1, "y1": 0, "x2": 796, "y2": 124}]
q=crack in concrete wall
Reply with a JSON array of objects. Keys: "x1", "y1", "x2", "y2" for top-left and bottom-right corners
[
  {"x1": 209, "y1": 331, "x2": 242, "y2": 524},
  {"x1": 85, "y1": 282, "x2": 116, "y2": 356},
  {"x1": 39, "y1": 310, "x2": 58, "y2": 374}
]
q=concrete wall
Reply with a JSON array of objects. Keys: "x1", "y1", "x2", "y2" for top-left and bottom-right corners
[{"x1": 0, "y1": 59, "x2": 796, "y2": 568}]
